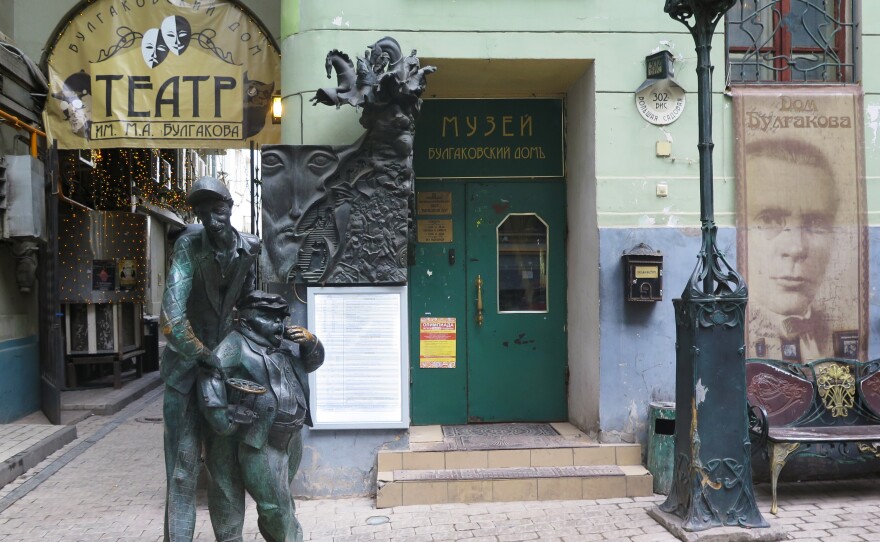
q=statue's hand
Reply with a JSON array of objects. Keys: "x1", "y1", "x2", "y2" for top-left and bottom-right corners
[
  {"x1": 196, "y1": 348, "x2": 214, "y2": 369},
  {"x1": 284, "y1": 325, "x2": 317, "y2": 348},
  {"x1": 204, "y1": 407, "x2": 235, "y2": 436},
  {"x1": 227, "y1": 405, "x2": 257, "y2": 426}
]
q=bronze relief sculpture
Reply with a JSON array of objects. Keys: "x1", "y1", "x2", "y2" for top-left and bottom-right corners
[{"x1": 261, "y1": 37, "x2": 435, "y2": 284}]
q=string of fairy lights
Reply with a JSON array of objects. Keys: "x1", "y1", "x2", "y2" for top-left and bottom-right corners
[
  {"x1": 58, "y1": 147, "x2": 204, "y2": 306},
  {"x1": 59, "y1": 208, "x2": 148, "y2": 304},
  {"x1": 60, "y1": 148, "x2": 193, "y2": 213}
]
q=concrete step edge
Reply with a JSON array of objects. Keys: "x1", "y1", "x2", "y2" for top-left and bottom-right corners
[
  {"x1": 375, "y1": 468, "x2": 653, "y2": 508},
  {"x1": 0, "y1": 425, "x2": 77, "y2": 489},
  {"x1": 398, "y1": 441, "x2": 642, "y2": 452},
  {"x1": 384, "y1": 442, "x2": 643, "y2": 451},
  {"x1": 378, "y1": 464, "x2": 650, "y2": 482},
  {"x1": 378, "y1": 445, "x2": 644, "y2": 471}
]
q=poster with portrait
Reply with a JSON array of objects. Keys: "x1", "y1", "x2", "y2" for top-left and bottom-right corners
[
  {"x1": 92, "y1": 259, "x2": 117, "y2": 291},
  {"x1": 733, "y1": 86, "x2": 867, "y2": 362},
  {"x1": 43, "y1": 0, "x2": 280, "y2": 150},
  {"x1": 118, "y1": 258, "x2": 137, "y2": 291}
]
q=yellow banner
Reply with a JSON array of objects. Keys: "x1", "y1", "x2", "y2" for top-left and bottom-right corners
[{"x1": 44, "y1": 0, "x2": 280, "y2": 150}]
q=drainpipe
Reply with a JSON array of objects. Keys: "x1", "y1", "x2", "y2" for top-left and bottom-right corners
[{"x1": 0, "y1": 108, "x2": 44, "y2": 158}]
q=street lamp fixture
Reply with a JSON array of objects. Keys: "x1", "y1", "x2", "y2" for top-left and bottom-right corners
[
  {"x1": 272, "y1": 94, "x2": 283, "y2": 124},
  {"x1": 657, "y1": 0, "x2": 769, "y2": 532}
]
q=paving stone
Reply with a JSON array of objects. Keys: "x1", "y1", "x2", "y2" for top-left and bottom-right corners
[
  {"x1": 7, "y1": 390, "x2": 880, "y2": 541},
  {"x1": 790, "y1": 531, "x2": 829, "y2": 539}
]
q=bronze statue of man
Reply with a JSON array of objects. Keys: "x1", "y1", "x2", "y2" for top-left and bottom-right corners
[
  {"x1": 199, "y1": 291, "x2": 324, "y2": 542},
  {"x1": 159, "y1": 176, "x2": 261, "y2": 542}
]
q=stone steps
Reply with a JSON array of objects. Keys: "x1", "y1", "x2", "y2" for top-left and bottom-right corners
[{"x1": 375, "y1": 424, "x2": 653, "y2": 507}]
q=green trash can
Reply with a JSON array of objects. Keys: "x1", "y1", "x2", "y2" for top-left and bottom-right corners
[{"x1": 647, "y1": 401, "x2": 675, "y2": 495}]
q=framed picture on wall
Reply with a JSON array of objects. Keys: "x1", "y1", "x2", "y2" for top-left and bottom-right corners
[
  {"x1": 834, "y1": 331, "x2": 859, "y2": 359},
  {"x1": 754, "y1": 338, "x2": 766, "y2": 358},
  {"x1": 781, "y1": 340, "x2": 801, "y2": 363}
]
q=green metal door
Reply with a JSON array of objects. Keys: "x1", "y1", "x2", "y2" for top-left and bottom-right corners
[{"x1": 410, "y1": 180, "x2": 567, "y2": 424}]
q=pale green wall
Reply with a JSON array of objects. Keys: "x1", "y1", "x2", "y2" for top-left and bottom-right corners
[
  {"x1": 0, "y1": 3, "x2": 14, "y2": 40},
  {"x1": 11, "y1": 0, "x2": 74, "y2": 61},
  {"x1": 282, "y1": 1, "x2": 877, "y2": 228},
  {"x1": 281, "y1": 0, "x2": 735, "y2": 228}
]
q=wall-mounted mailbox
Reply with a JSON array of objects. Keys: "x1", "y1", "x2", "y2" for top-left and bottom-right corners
[{"x1": 622, "y1": 243, "x2": 663, "y2": 302}]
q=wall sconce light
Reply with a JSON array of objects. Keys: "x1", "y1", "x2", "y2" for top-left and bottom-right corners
[{"x1": 272, "y1": 94, "x2": 283, "y2": 124}]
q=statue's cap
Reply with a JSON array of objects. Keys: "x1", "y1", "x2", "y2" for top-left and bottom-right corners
[
  {"x1": 238, "y1": 291, "x2": 289, "y2": 315},
  {"x1": 187, "y1": 176, "x2": 232, "y2": 207}
]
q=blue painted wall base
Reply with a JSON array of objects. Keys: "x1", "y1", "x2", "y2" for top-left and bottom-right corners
[{"x1": 0, "y1": 336, "x2": 39, "y2": 422}]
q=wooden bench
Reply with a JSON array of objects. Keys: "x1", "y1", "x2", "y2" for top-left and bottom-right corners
[
  {"x1": 66, "y1": 347, "x2": 145, "y2": 389},
  {"x1": 746, "y1": 358, "x2": 880, "y2": 514}
]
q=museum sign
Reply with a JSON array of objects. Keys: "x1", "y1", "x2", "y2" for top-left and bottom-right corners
[
  {"x1": 414, "y1": 99, "x2": 564, "y2": 179},
  {"x1": 43, "y1": 0, "x2": 280, "y2": 149}
]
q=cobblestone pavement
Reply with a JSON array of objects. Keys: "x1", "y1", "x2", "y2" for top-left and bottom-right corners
[{"x1": 1, "y1": 389, "x2": 880, "y2": 541}]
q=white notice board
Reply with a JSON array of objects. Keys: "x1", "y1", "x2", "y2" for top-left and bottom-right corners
[{"x1": 307, "y1": 286, "x2": 409, "y2": 429}]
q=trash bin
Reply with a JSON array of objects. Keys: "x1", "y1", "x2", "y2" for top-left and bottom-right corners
[
  {"x1": 143, "y1": 316, "x2": 159, "y2": 373},
  {"x1": 647, "y1": 401, "x2": 675, "y2": 495}
]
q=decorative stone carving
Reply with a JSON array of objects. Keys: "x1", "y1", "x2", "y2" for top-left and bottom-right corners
[{"x1": 11, "y1": 240, "x2": 39, "y2": 293}]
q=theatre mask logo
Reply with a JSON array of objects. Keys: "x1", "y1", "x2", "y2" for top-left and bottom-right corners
[{"x1": 45, "y1": 0, "x2": 280, "y2": 149}]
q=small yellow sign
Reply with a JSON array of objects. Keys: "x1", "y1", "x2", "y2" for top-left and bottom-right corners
[
  {"x1": 420, "y1": 317, "x2": 456, "y2": 369},
  {"x1": 118, "y1": 259, "x2": 137, "y2": 290},
  {"x1": 417, "y1": 191, "x2": 453, "y2": 215},
  {"x1": 635, "y1": 266, "x2": 659, "y2": 279},
  {"x1": 417, "y1": 219, "x2": 453, "y2": 243}
]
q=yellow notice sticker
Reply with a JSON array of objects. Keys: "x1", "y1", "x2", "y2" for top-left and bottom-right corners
[
  {"x1": 635, "y1": 266, "x2": 659, "y2": 279},
  {"x1": 419, "y1": 317, "x2": 456, "y2": 369}
]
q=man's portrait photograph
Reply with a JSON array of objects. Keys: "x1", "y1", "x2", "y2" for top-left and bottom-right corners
[{"x1": 734, "y1": 87, "x2": 867, "y2": 362}]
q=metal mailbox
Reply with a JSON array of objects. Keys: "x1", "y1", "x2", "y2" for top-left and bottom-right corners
[{"x1": 622, "y1": 243, "x2": 663, "y2": 302}]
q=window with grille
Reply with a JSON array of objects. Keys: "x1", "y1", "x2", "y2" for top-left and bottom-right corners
[{"x1": 726, "y1": 0, "x2": 857, "y2": 83}]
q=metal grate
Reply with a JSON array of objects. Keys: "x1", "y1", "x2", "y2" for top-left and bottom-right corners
[{"x1": 726, "y1": 0, "x2": 856, "y2": 84}]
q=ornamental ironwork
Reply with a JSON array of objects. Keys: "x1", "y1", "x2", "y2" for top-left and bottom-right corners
[
  {"x1": 726, "y1": 0, "x2": 856, "y2": 83},
  {"x1": 816, "y1": 362, "x2": 855, "y2": 417}
]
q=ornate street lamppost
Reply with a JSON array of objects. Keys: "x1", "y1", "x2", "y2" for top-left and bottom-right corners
[{"x1": 657, "y1": 0, "x2": 768, "y2": 531}]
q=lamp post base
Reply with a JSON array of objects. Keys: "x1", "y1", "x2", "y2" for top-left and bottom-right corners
[
  {"x1": 649, "y1": 507, "x2": 787, "y2": 541},
  {"x1": 659, "y1": 296, "x2": 768, "y2": 531}
]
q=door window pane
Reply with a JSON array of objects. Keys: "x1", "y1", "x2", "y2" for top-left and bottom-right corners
[{"x1": 498, "y1": 214, "x2": 548, "y2": 313}]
